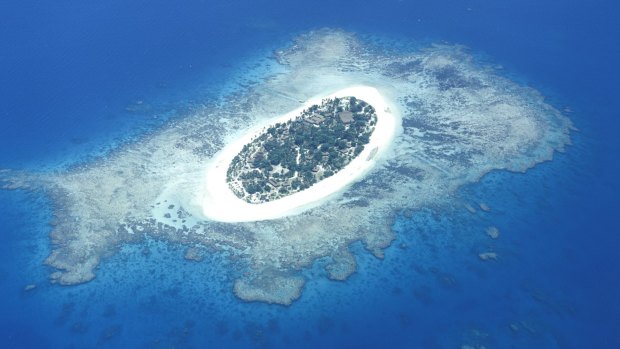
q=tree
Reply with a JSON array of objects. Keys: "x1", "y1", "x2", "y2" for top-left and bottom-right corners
[
  {"x1": 291, "y1": 179, "x2": 301, "y2": 189},
  {"x1": 337, "y1": 139, "x2": 347, "y2": 150},
  {"x1": 354, "y1": 145, "x2": 364, "y2": 156},
  {"x1": 269, "y1": 152, "x2": 282, "y2": 165},
  {"x1": 294, "y1": 135, "x2": 304, "y2": 146},
  {"x1": 359, "y1": 133, "x2": 370, "y2": 144}
]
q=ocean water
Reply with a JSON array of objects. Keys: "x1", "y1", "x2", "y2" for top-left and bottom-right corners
[{"x1": 1, "y1": 0, "x2": 619, "y2": 348}]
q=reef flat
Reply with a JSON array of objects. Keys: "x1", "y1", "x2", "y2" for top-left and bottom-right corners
[{"x1": 0, "y1": 29, "x2": 572, "y2": 305}]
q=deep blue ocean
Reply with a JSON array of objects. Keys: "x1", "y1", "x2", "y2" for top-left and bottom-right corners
[{"x1": 1, "y1": 0, "x2": 619, "y2": 348}]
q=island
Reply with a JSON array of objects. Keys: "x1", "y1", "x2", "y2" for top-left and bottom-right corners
[
  {"x1": 198, "y1": 85, "x2": 398, "y2": 223},
  {"x1": 226, "y1": 96, "x2": 377, "y2": 203}
]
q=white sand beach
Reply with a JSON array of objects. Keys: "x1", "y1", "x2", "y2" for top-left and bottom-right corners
[{"x1": 198, "y1": 86, "x2": 399, "y2": 222}]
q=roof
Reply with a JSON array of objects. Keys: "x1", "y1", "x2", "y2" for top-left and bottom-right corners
[
  {"x1": 338, "y1": 111, "x2": 354, "y2": 123},
  {"x1": 306, "y1": 113, "x2": 325, "y2": 125}
]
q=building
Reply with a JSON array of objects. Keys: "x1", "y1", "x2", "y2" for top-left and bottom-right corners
[
  {"x1": 304, "y1": 113, "x2": 325, "y2": 126},
  {"x1": 252, "y1": 151, "x2": 265, "y2": 163},
  {"x1": 338, "y1": 111, "x2": 354, "y2": 124}
]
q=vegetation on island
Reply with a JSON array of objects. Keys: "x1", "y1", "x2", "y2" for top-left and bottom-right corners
[{"x1": 226, "y1": 96, "x2": 377, "y2": 203}]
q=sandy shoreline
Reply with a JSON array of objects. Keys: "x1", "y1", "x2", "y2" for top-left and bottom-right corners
[{"x1": 198, "y1": 85, "x2": 399, "y2": 222}]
